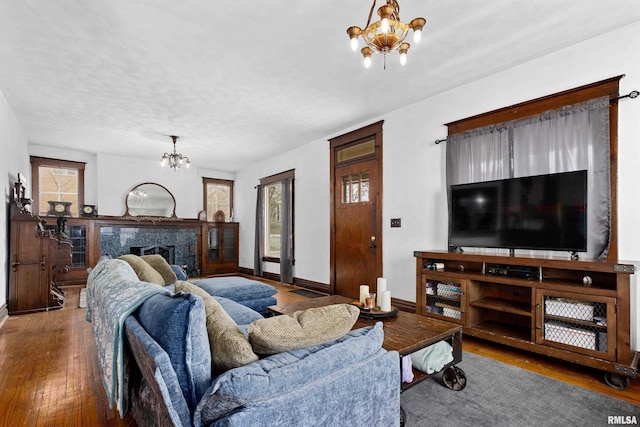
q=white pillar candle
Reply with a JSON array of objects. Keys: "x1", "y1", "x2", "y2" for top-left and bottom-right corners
[
  {"x1": 377, "y1": 278, "x2": 387, "y2": 307},
  {"x1": 359, "y1": 285, "x2": 369, "y2": 304},
  {"x1": 381, "y1": 290, "x2": 392, "y2": 312}
]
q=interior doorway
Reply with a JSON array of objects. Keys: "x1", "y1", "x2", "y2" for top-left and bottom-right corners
[{"x1": 329, "y1": 121, "x2": 383, "y2": 299}]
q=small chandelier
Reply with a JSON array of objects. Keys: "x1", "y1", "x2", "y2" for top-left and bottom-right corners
[
  {"x1": 161, "y1": 135, "x2": 190, "y2": 171},
  {"x1": 347, "y1": 0, "x2": 426, "y2": 69}
]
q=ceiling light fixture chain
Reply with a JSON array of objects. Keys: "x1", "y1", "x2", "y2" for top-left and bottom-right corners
[
  {"x1": 161, "y1": 135, "x2": 190, "y2": 171},
  {"x1": 347, "y1": 0, "x2": 425, "y2": 69}
]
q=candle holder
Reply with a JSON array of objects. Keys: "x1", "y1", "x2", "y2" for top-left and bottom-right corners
[{"x1": 365, "y1": 293, "x2": 377, "y2": 309}]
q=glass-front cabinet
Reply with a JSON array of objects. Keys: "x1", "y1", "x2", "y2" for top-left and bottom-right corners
[
  {"x1": 68, "y1": 224, "x2": 87, "y2": 268},
  {"x1": 208, "y1": 227, "x2": 221, "y2": 261},
  {"x1": 202, "y1": 222, "x2": 239, "y2": 275},
  {"x1": 535, "y1": 289, "x2": 617, "y2": 361},
  {"x1": 422, "y1": 278, "x2": 466, "y2": 324},
  {"x1": 56, "y1": 218, "x2": 91, "y2": 285}
]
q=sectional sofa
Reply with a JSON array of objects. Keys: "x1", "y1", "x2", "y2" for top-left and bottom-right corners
[{"x1": 86, "y1": 257, "x2": 401, "y2": 426}]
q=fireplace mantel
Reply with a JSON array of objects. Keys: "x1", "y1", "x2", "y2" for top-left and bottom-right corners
[{"x1": 49, "y1": 215, "x2": 239, "y2": 284}]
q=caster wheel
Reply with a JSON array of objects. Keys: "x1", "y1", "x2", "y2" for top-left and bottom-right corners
[
  {"x1": 442, "y1": 366, "x2": 467, "y2": 391},
  {"x1": 604, "y1": 372, "x2": 629, "y2": 390}
]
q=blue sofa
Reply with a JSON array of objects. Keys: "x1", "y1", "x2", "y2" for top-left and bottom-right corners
[{"x1": 88, "y1": 259, "x2": 401, "y2": 427}]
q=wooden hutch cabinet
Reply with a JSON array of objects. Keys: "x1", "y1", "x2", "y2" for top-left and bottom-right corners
[
  {"x1": 414, "y1": 250, "x2": 638, "y2": 388},
  {"x1": 8, "y1": 207, "x2": 71, "y2": 314},
  {"x1": 201, "y1": 222, "x2": 239, "y2": 275}
]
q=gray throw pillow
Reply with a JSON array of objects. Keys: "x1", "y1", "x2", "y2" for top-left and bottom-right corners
[
  {"x1": 247, "y1": 304, "x2": 360, "y2": 355},
  {"x1": 141, "y1": 254, "x2": 178, "y2": 285},
  {"x1": 117, "y1": 254, "x2": 165, "y2": 286}
]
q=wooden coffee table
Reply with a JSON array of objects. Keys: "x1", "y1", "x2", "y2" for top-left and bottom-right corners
[{"x1": 267, "y1": 295, "x2": 465, "y2": 391}]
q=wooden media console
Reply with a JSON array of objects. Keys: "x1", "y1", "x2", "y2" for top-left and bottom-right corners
[{"x1": 414, "y1": 250, "x2": 638, "y2": 389}]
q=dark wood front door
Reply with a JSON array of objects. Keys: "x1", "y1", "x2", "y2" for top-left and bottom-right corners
[{"x1": 330, "y1": 122, "x2": 383, "y2": 300}]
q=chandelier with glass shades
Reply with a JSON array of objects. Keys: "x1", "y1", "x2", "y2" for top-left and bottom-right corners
[
  {"x1": 161, "y1": 135, "x2": 190, "y2": 171},
  {"x1": 347, "y1": 0, "x2": 426, "y2": 69}
]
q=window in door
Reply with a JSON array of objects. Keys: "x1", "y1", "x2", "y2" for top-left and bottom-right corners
[{"x1": 342, "y1": 172, "x2": 370, "y2": 203}]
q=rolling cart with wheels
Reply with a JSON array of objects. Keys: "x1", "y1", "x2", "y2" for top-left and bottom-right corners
[
  {"x1": 401, "y1": 328, "x2": 467, "y2": 392},
  {"x1": 399, "y1": 329, "x2": 467, "y2": 427}
]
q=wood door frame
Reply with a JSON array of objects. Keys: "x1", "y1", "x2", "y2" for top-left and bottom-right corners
[{"x1": 329, "y1": 121, "x2": 383, "y2": 295}]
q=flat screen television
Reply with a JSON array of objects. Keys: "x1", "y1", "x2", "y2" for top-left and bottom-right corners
[{"x1": 449, "y1": 170, "x2": 587, "y2": 252}]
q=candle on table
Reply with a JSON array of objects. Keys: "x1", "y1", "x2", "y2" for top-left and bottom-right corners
[
  {"x1": 359, "y1": 285, "x2": 369, "y2": 304},
  {"x1": 381, "y1": 290, "x2": 392, "y2": 312},
  {"x1": 377, "y1": 278, "x2": 387, "y2": 307}
]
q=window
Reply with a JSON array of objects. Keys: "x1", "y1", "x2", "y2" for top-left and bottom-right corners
[
  {"x1": 336, "y1": 138, "x2": 375, "y2": 164},
  {"x1": 342, "y1": 172, "x2": 370, "y2": 203},
  {"x1": 31, "y1": 157, "x2": 85, "y2": 217},
  {"x1": 445, "y1": 77, "x2": 620, "y2": 259},
  {"x1": 264, "y1": 181, "x2": 282, "y2": 257},
  {"x1": 203, "y1": 178, "x2": 233, "y2": 222},
  {"x1": 260, "y1": 170, "x2": 294, "y2": 261}
]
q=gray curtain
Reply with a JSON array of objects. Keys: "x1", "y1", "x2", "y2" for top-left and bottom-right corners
[
  {"x1": 254, "y1": 185, "x2": 264, "y2": 277},
  {"x1": 446, "y1": 96, "x2": 610, "y2": 259},
  {"x1": 280, "y1": 178, "x2": 294, "y2": 284},
  {"x1": 446, "y1": 124, "x2": 511, "y2": 186}
]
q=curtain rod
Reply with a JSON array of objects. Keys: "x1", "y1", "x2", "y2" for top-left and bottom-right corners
[
  {"x1": 435, "y1": 90, "x2": 639, "y2": 144},
  {"x1": 610, "y1": 90, "x2": 639, "y2": 104}
]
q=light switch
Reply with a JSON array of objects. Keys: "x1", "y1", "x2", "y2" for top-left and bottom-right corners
[{"x1": 390, "y1": 218, "x2": 401, "y2": 228}]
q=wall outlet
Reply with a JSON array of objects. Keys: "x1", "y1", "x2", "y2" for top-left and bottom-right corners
[{"x1": 390, "y1": 218, "x2": 401, "y2": 228}]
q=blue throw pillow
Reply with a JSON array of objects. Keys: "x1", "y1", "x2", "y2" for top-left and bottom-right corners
[
  {"x1": 135, "y1": 292, "x2": 211, "y2": 413},
  {"x1": 170, "y1": 264, "x2": 188, "y2": 281},
  {"x1": 213, "y1": 296, "x2": 264, "y2": 326}
]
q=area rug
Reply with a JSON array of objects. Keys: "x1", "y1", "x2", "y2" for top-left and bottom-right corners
[
  {"x1": 401, "y1": 351, "x2": 639, "y2": 427},
  {"x1": 289, "y1": 289, "x2": 327, "y2": 298}
]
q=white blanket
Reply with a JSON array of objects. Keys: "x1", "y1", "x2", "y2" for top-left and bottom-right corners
[{"x1": 410, "y1": 341, "x2": 454, "y2": 374}]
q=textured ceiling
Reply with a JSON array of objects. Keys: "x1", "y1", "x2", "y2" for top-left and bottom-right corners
[{"x1": 1, "y1": 1, "x2": 639, "y2": 172}]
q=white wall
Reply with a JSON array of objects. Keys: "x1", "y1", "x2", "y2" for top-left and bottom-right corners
[
  {"x1": 28, "y1": 146, "x2": 234, "y2": 219},
  {"x1": 235, "y1": 139, "x2": 330, "y2": 283},
  {"x1": 236, "y1": 22, "x2": 640, "y2": 348},
  {"x1": 1, "y1": 90, "x2": 30, "y2": 312}
]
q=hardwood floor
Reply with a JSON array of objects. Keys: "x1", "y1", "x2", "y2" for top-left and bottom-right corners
[
  {"x1": 0, "y1": 282, "x2": 637, "y2": 426},
  {"x1": 0, "y1": 286, "x2": 135, "y2": 427}
]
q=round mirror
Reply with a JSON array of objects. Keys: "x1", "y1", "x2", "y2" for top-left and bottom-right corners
[{"x1": 125, "y1": 183, "x2": 176, "y2": 218}]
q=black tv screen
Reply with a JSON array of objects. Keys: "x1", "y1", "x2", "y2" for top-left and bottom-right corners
[{"x1": 449, "y1": 170, "x2": 587, "y2": 252}]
